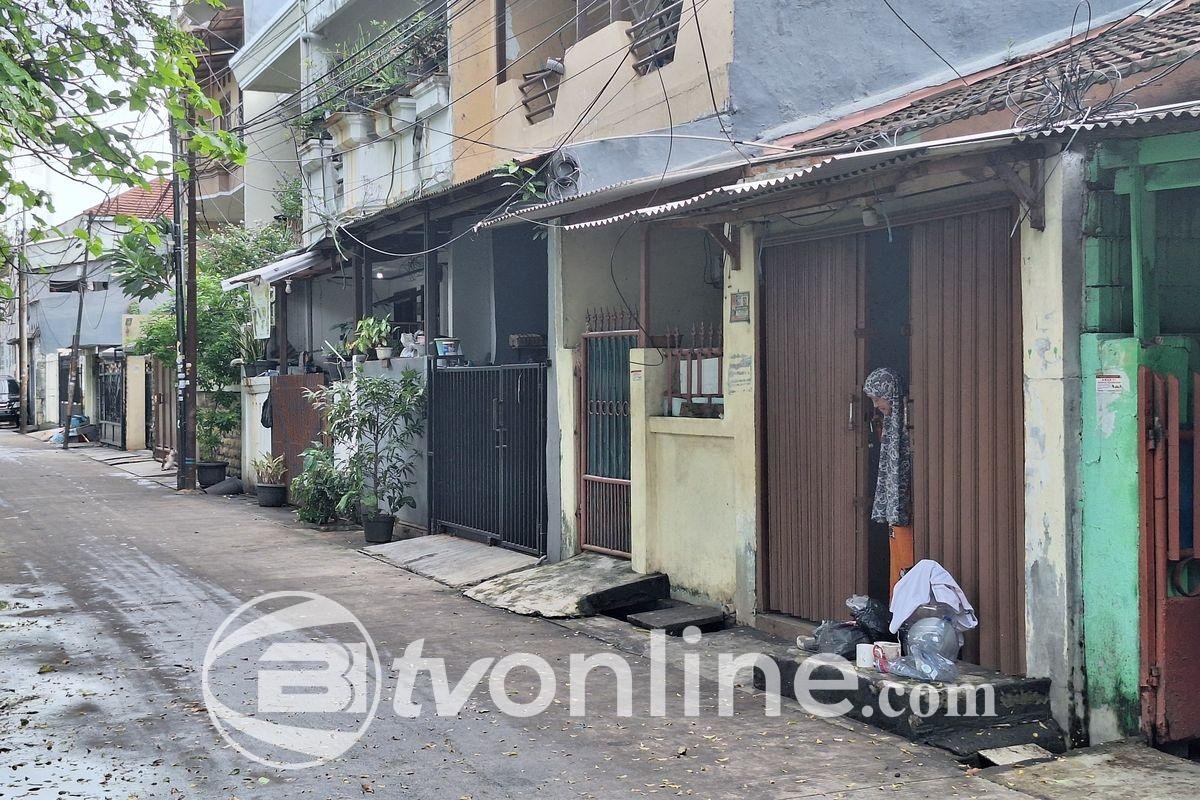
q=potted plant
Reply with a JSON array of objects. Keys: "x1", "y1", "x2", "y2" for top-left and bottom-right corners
[
  {"x1": 350, "y1": 316, "x2": 395, "y2": 360},
  {"x1": 307, "y1": 370, "x2": 425, "y2": 543},
  {"x1": 237, "y1": 323, "x2": 275, "y2": 378},
  {"x1": 252, "y1": 454, "x2": 288, "y2": 507},
  {"x1": 195, "y1": 405, "x2": 234, "y2": 488}
]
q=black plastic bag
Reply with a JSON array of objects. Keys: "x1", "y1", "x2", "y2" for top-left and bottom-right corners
[
  {"x1": 845, "y1": 595, "x2": 892, "y2": 641},
  {"x1": 812, "y1": 620, "x2": 870, "y2": 659}
]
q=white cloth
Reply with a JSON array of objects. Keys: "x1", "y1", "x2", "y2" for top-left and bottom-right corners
[{"x1": 888, "y1": 559, "x2": 978, "y2": 633}]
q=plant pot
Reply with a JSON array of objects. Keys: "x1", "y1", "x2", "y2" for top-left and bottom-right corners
[
  {"x1": 256, "y1": 483, "x2": 287, "y2": 507},
  {"x1": 244, "y1": 359, "x2": 277, "y2": 378},
  {"x1": 375, "y1": 346, "x2": 394, "y2": 359},
  {"x1": 196, "y1": 461, "x2": 228, "y2": 488},
  {"x1": 362, "y1": 514, "x2": 395, "y2": 544}
]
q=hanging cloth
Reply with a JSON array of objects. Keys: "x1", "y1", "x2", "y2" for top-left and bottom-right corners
[
  {"x1": 863, "y1": 367, "x2": 912, "y2": 527},
  {"x1": 889, "y1": 558, "x2": 978, "y2": 633}
]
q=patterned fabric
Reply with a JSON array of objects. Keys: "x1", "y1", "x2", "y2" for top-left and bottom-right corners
[{"x1": 863, "y1": 367, "x2": 912, "y2": 527}]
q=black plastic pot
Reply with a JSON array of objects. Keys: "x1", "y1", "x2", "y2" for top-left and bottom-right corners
[
  {"x1": 362, "y1": 515, "x2": 395, "y2": 544},
  {"x1": 196, "y1": 461, "x2": 228, "y2": 488},
  {"x1": 256, "y1": 483, "x2": 287, "y2": 507}
]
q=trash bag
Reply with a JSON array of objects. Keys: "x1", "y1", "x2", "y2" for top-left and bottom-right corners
[
  {"x1": 887, "y1": 618, "x2": 962, "y2": 682},
  {"x1": 812, "y1": 620, "x2": 870, "y2": 660},
  {"x1": 845, "y1": 595, "x2": 892, "y2": 641}
]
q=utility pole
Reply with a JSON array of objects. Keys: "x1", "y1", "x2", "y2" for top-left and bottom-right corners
[
  {"x1": 61, "y1": 214, "x2": 95, "y2": 450},
  {"x1": 183, "y1": 112, "x2": 199, "y2": 490},
  {"x1": 169, "y1": 119, "x2": 187, "y2": 489},
  {"x1": 16, "y1": 212, "x2": 29, "y2": 434}
]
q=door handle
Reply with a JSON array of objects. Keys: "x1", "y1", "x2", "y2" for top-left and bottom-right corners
[{"x1": 848, "y1": 395, "x2": 857, "y2": 431}]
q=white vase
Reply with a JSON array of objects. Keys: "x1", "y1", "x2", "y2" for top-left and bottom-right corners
[{"x1": 375, "y1": 347, "x2": 394, "y2": 359}]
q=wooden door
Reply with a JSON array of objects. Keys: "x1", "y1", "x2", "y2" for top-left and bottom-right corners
[
  {"x1": 908, "y1": 207, "x2": 1025, "y2": 674},
  {"x1": 761, "y1": 234, "x2": 867, "y2": 621}
]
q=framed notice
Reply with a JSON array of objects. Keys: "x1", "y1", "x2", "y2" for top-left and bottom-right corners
[{"x1": 729, "y1": 291, "x2": 750, "y2": 323}]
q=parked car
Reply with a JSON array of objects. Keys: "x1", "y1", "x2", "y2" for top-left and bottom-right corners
[{"x1": 0, "y1": 377, "x2": 20, "y2": 425}]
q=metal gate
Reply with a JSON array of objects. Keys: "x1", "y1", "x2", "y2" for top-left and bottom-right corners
[
  {"x1": 429, "y1": 363, "x2": 547, "y2": 555},
  {"x1": 761, "y1": 234, "x2": 867, "y2": 622},
  {"x1": 908, "y1": 207, "x2": 1025, "y2": 674},
  {"x1": 97, "y1": 356, "x2": 125, "y2": 448},
  {"x1": 148, "y1": 357, "x2": 177, "y2": 459},
  {"x1": 271, "y1": 374, "x2": 328, "y2": 502},
  {"x1": 577, "y1": 312, "x2": 640, "y2": 557},
  {"x1": 1138, "y1": 367, "x2": 1200, "y2": 745}
]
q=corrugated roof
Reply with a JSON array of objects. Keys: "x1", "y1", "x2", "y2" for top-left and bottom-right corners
[
  {"x1": 221, "y1": 249, "x2": 323, "y2": 291},
  {"x1": 473, "y1": 160, "x2": 746, "y2": 230},
  {"x1": 568, "y1": 101, "x2": 1200, "y2": 231},
  {"x1": 788, "y1": 0, "x2": 1200, "y2": 151},
  {"x1": 86, "y1": 180, "x2": 173, "y2": 219}
]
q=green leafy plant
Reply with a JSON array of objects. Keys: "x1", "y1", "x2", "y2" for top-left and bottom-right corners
[
  {"x1": 0, "y1": 0, "x2": 244, "y2": 298},
  {"x1": 274, "y1": 178, "x2": 304, "y2": 225},
  {"x1": 306, "y1": 371, "x2": 425, "y2": 521},
  {"x1": 196, "y1": 399, "x2": 238, "y2": 462},
  {"x1": 291, "y1": 444, "x2": 350, "y2": 524},
  {"x1": 251, "y1": 453, "x2": 287, "y2": 485},
  {"x1": 349, "y1": 316, "x2": 393, "y2": 353},
  {"x1": 132, "y1": 223, "x2": 295, "y2": 389},
  {"x1": 110, "y1": 217, "x2": 173, "y2": 302},
  {"x1": 236, "y1": 322, "x2": 265, "y2": 366},
  {"x1": 499, "y1": 159, "x2": 547, "y2": 204}
]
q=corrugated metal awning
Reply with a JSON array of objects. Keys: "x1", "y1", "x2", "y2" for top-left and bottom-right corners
[
  {"x1": 563, "y1": 101, "x2": 1200, "y2": 230},
  {"x1": 220, "y1": 250, "x2": 324, "y2": 292},
  {"x1": 472, "y1": 159, "x2": 747, "y2": 230}
]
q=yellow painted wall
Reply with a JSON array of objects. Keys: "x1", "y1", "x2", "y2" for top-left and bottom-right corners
[
  {"x1": 450, "y1": 0, "x2": 734, "y2": 183},
  {"x1": 630, "y1": 352, "x2": 738, "y2": 606},
  {"x1": 125, "y1": 355, "x2": 147, "y2": 451}
]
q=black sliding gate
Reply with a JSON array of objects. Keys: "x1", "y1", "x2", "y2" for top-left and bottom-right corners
[{"x1": 429, "y1": 363, "x2": 548, "y2": 555}]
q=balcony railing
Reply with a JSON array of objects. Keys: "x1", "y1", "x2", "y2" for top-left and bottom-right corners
[{"x1": 312, "y1": 15, "x2": 448, "y2": 117}]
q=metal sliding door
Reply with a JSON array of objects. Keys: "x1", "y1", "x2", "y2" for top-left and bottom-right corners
[
  {"x1": 908, "y1": 206, "x2": 1025, "y2": 674},
  {"x1": 761, "y1": 234, "x2": 867, "y2": 622}
]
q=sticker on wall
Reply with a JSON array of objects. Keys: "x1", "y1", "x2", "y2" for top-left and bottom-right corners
[
  {"x1": 1096, "y1": 373, "x2": 1125, "y2": 394},
  {"x1": 727, "y1": 353, "x2": 752, "y2": 392},
  {"x1": 729, "y1": 291, "x2": 750, "y2": 323}
]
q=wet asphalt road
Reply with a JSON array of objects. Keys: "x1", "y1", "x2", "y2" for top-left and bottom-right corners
[{"x1": 0, "y1": 431, "x2": 1027, "y2": 799}]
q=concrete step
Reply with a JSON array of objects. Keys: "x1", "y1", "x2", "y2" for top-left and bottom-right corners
[
  {"x1": 754, "y1": 649, "x2": 1066, "y2": 761},
  {"x1": 464, "y1": 552, "x2": 669, "y2": 617},
  {"x1": 626, "y1": 600, "x2": 727, "y2": 635},
  {"x1": 362, "y1": 534, "x2": 540, "y2": 589}
]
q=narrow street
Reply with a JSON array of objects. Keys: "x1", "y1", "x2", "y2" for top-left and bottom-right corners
[{"x1": 0, "y1": 430, "x2": 1039, "y2": 800}]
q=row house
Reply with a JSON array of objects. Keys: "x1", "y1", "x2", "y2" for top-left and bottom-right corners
[
  {"x1": 489, "y1": 0, "x2": 1200, "y2": 750},
  {"x1": 216, "y1": 0, "x2": 1199, "y2": 753}
]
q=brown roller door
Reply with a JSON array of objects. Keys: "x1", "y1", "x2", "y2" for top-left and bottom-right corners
[
  {"x1": 908, "y1": 206, "x2": 1025, "y2": 674},
  {"x1": 761, "y1": 234, "x2": 867, "y2": 622}
]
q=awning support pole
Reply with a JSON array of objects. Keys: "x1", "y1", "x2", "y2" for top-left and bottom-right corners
[
  {"x1": 423, "y1": 207, "x2": 441, "y2": 340},
  {"x1": 639, "y1": 226, "x2": 651, "y2": 347},
  {"x1": 1129, "y1": 167, "x2": 1160, "y2": 341}
]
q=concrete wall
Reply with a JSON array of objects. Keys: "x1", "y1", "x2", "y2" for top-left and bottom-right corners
[
  {"x1": 450, "y1": 0, "x2": 734, "y2": 184},
  {"x1": 737, "y1": 0, "x2": 1146, "y2": 143},
  {"x1": 240, "y1": 375, "x2": 272, "y2": 489},
  {"x1": 1018, "y1": 152, "x2": 1087, "y2": 742},
  {"x1": 448, "y1": 221, "x2": 496, "y2": 363},
  {"x1": 125, "y1": 355, "x2": 148, "y2": 451},
  {"x1": 243, "y1": 91, "x2": 299, "y2": 228},
  {"x1": 630, "y1": 350, "x2": 738, "y2": 607}
]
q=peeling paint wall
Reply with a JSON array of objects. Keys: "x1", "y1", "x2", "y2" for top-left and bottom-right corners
[{"x1": 1019, "y1": 152, "x2": 1086, "y2": 741}]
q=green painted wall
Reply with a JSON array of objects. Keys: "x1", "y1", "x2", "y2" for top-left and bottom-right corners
[
  {"x1": 1080, "y1": 336, "x2": 1141, "y2": 740},
  {"x1": 1079, "y1": 150, "x2": 1200, "y2": 741}
]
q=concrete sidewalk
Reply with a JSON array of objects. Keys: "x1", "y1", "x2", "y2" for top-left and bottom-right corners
[{"x1": 1, "y1": 430, "x2": 1195, "y2": 800}]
